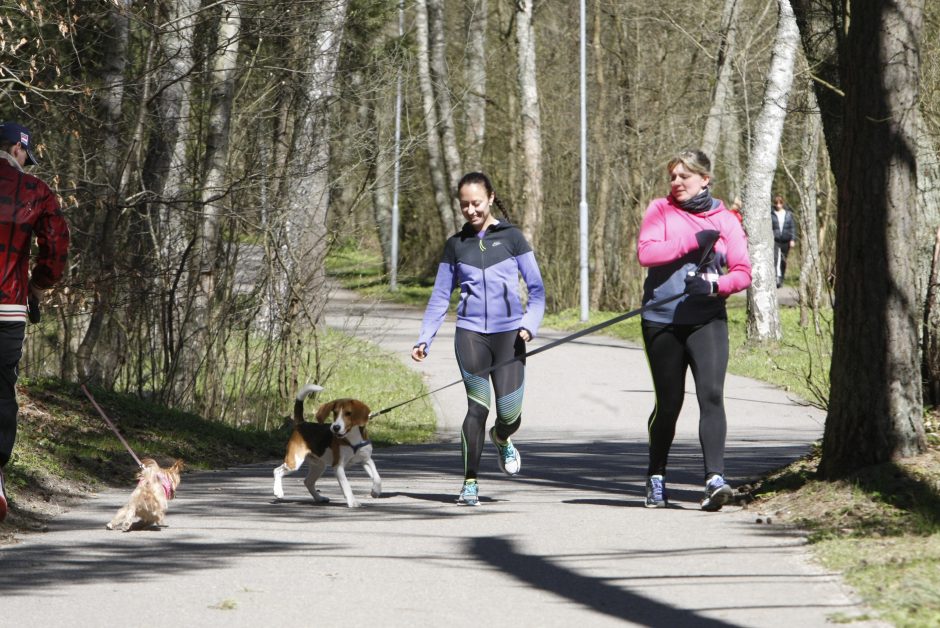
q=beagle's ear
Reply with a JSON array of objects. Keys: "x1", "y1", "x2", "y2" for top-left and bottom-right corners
[
  {"x1": 350, "y1": 399, "x2": 371, "y2": 422},
  {"x1": 315, "y1": 401, "x2": 336, "y2": 423}
]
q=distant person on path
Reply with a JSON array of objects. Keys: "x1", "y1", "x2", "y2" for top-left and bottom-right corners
[
  {"x1": 771, "y1": 194, "x2": 797, "y2": 288},
  {"x1": 0, "y1": 121, "x2": 71, "y2": 522},
  {"x1": 636, "y1": 148, "x2": 751, "y2": 511},
  {"x1": 412, "y1": 172, "x2": 545, "y2": 506}
]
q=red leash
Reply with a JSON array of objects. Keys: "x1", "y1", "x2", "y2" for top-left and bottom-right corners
[{"x1": 81, "y1": 384, "x2": 145, "y2": 469}]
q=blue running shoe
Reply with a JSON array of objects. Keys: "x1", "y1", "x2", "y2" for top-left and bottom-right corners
[
  {"x1": 457, "y1": 480, "x2": 480, "y2": 506},
  {"x1": 489, "y1": 427, "x2": 521, "y2": 476},
  {"x1": 645, "y1": 475, "x2": 667, "y2": 508},
  {"x1": 701, "y1": 474, "x2": 733, "y2": 511}
]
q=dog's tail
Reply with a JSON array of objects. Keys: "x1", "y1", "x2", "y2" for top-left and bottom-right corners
[{"x1": 294, "y1": 384, "x2": 325, "y2": 425}]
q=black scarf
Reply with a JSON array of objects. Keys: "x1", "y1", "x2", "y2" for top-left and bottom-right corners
[{"x1": 673, "y1": 188, "x2": 714, "y2": 214}]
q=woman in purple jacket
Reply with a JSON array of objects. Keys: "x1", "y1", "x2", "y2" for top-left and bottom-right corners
[
  {"x1": 637, "y1": 149, "x2": 751, "y2": 511},
  {"x1": 413, "y1": 172, "x2": 545, "y2": 506}
]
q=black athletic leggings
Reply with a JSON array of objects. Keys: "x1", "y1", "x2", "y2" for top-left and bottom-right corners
[
  {"x1": 642, "y1": 318, "x2": 729, "y2": 480},
  {"x1": 454, "y1": 327, "x2": 526, "y2": 480}
]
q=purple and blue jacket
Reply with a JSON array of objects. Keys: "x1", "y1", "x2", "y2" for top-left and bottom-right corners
[{"x1": 416, "y1": 221, "x2": 545, "y2": 353}]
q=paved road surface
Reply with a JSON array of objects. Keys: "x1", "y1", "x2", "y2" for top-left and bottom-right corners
[{"x1": 0, "y1": 287, "x2": 885, "y2": 627}]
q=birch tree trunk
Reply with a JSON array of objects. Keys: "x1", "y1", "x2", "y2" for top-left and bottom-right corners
[
  {"x1": 821, "y1": 0, "x2": 926, "y2": 477},
  {"x1": 415, "y1": 0, "x2": 456, "y2": 234},
  {"x1": 463, "y1": 0, "x2": 487, "y2": 171},
  {"x1": 174, "y1": 1, "x2": 241, "y2": 407},
  {"x1": 515, "y1": 0, "x2": 543, "y2": 245},
  {"x1": 428, "y1": 0, "x2": 463, "y2": 210},
  {"x1": 75, "y1": 5, "x2": 130, "y2": 381},
  {"x1": 741, "y1": 0, "x2": 799, "y2": 343},
  {"x1": 589, "y1": 0, "x2": 611, "y2": 309},
  {"x1": 284, "y1": 0, "x2": 349, "y2": 328},
  {"x1": 793, "y1": 93, "x2": 826, "y2": 331},
  {"x1": 141, "y1": 0, "x2": 200, "y2": 397},
  {"x1": 701, "y1": 0, "x2": 741, "y2": 160}
]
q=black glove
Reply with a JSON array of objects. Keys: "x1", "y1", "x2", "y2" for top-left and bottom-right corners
[
  {"x1": 684, "y1": 272, "x2": 716, "y2": 296},
  {"x1": 695, "y1": 229, "x2": 721, "y2": 251},
  {"x1": 27, "y1": 293, "x2": 41, "y2": 324}
]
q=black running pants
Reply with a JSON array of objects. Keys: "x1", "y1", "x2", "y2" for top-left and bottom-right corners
[
  {"x1": 642, "y1": 319, "x2": 729, "y2": 480},
  {"x1": 454, "y1": 327, "x2": 526, "y2": 480}
]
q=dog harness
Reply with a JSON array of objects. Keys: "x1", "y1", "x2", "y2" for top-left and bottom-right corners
[{"x1": 346, "y1": 439, "x2": 371, "y2": 454}]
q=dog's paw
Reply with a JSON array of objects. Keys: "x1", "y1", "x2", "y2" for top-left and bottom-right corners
[
  {"x1": 347, "y1": 499, "x2": 362, "y2": 508},
  {"x1": 273, "y1": 487, "x2": 284, "y2": 499},
  {"x1": 313, "y1": 491, "x2": 330, "y2": 504},
  {"x1": 371, "y1": 487, "x2": 381, "y2": 498},
  {"x1": 106, "y1": 522, "x2": 114, "y2": 530}
]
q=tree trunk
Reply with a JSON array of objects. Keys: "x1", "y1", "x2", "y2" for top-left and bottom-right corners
[
  {"x1": 742, "y1": 0, "x2": 799, "y2": 343},
  {"x1": 174, "y1": 1, "x2": 242, "y2": 407},
  {"x1": 701, "y1": 0, "x2": 741, "y2": 160},
  {"x1": 428, "y1": 0, "x2": 463, "y2": 211},
  {"x1": 414, "y1": 0, "x2": 456, "y2": 234},
  {"x1": 589, "y1": 0, "x2": 611, "y2": 309},
  {"x1": 821, "y1": 0, "x2": 926, "y2": 477},
  {"x1": 915, "y1": 113, "x2": 940, "y2": 407},
  {"x1": 75, "y1": 6, "x2": 130, "y2": 381},
  {"x1": 793, "y1": 94, "x2": 826, "y2": 332},
  {"x1": 141, "y1": 0, "x2": 200, "y2": 401},
  {"x1": 791, "y1": 0, "x2": 847, "y2": 184},
  {"x1": 926, "y1": 226, "x2": 940, "y2": 406},
  {"x1": 287, "y1": 0, "x2": 349, "y2": 308},
  {"x1": 515, "y1": 0, "x2": 543, "y2": 245},
  {"x1": 464, "y1": 0, "x2": 488, "y2": 171}
]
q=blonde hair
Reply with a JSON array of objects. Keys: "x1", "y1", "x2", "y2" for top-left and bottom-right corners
[{"x1": 667, "y1": 149, "x2": 712, "y2": 178}]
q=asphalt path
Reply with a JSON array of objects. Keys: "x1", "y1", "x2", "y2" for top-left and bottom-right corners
[{"x1": 0, "y1": 287, "x2": 886, "y2": 627}]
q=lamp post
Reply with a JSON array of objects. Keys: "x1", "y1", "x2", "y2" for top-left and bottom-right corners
[{"x1": 579, "y1": 0, "x2": 589, "y2": 321}]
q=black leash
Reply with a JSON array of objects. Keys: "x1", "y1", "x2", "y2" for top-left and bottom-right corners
[
  {"x1": 369, "y1": 290, "x2": 684, "y2": 419},
  {"x1": 368, "y1": 237, "x2": 718, "y2": 420}
]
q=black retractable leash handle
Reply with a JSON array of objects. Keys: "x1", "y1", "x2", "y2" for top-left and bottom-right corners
[{"x1": 369, "y1": 236, "x2": 719, "y2": 419}]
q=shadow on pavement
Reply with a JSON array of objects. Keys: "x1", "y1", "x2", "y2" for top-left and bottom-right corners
[{"x1": 471, "y1": 536, "x2": 738, "y2": 627}]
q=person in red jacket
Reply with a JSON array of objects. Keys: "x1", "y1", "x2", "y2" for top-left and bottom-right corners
[{"x1": 0, "y1": 121, "x2": 70, "y2": 522}]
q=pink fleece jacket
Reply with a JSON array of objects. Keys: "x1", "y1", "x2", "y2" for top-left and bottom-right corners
[{"x1": 637, "y1": 196, "x2": 751, "y2": 324}]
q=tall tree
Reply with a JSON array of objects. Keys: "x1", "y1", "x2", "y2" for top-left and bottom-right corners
[
  {"x1": 74, "y1": 5, "x2": 132, "y2": 381},
  {"x1": 701, "y1": 0, "x2": 742, "y2": 161},
  {"x1": 820, "y1": 1, "x2": 927, "y2": 476},
  {"x1": 515, "y1": 0, "x2": 543, "y2": 245},
  {"x1": 463, "y1": 0, "x2": 488, "y2": 171},
  {"x1": 428, "y1": 0, "x2": 463, "y2": 198},
  {"x1": 414, "y1": 0, "x2": 457, "y2": 233},
  {"x1": 175, "y1": 0, "x2": 242, "y2": 408},
  {"x1": 741, "y1": 0, "x2": 799, "y2": 343}
]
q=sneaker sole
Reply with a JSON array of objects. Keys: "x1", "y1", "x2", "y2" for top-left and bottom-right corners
[
  {"x1": 644, "y1": 500, "x2": 667, "y2": 509},
  {"x1": 489, "y1": 427, "x2": 521, "y2": 476},
  {"x1": 701, "y1": 484, "x2": 733, "y2": 512}
]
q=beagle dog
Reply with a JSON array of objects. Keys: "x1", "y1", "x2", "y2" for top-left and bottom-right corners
[{"x1": 272, "y1": 384, "x2": 381, "y2": 508}]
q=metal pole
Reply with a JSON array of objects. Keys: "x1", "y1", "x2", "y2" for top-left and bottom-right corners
[
  {"x1": 390, "y1": 0, "x2": 404, "y2": 291},
  {"x1": 579, "y1": 0, "x2": 589, "y2": 321}
]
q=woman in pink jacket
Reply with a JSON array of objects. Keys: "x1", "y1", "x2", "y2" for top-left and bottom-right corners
[{"x1": 636, "y1": 149, "x2": 751, "y2": 511}]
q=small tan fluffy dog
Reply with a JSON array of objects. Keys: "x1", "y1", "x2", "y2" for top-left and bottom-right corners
[
  {"x1": 107, "y1": 458, "x2": 183, "y2": 531},
  {"x1": 273, "y1": 384, "x2": 381, "y2": 508}
]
